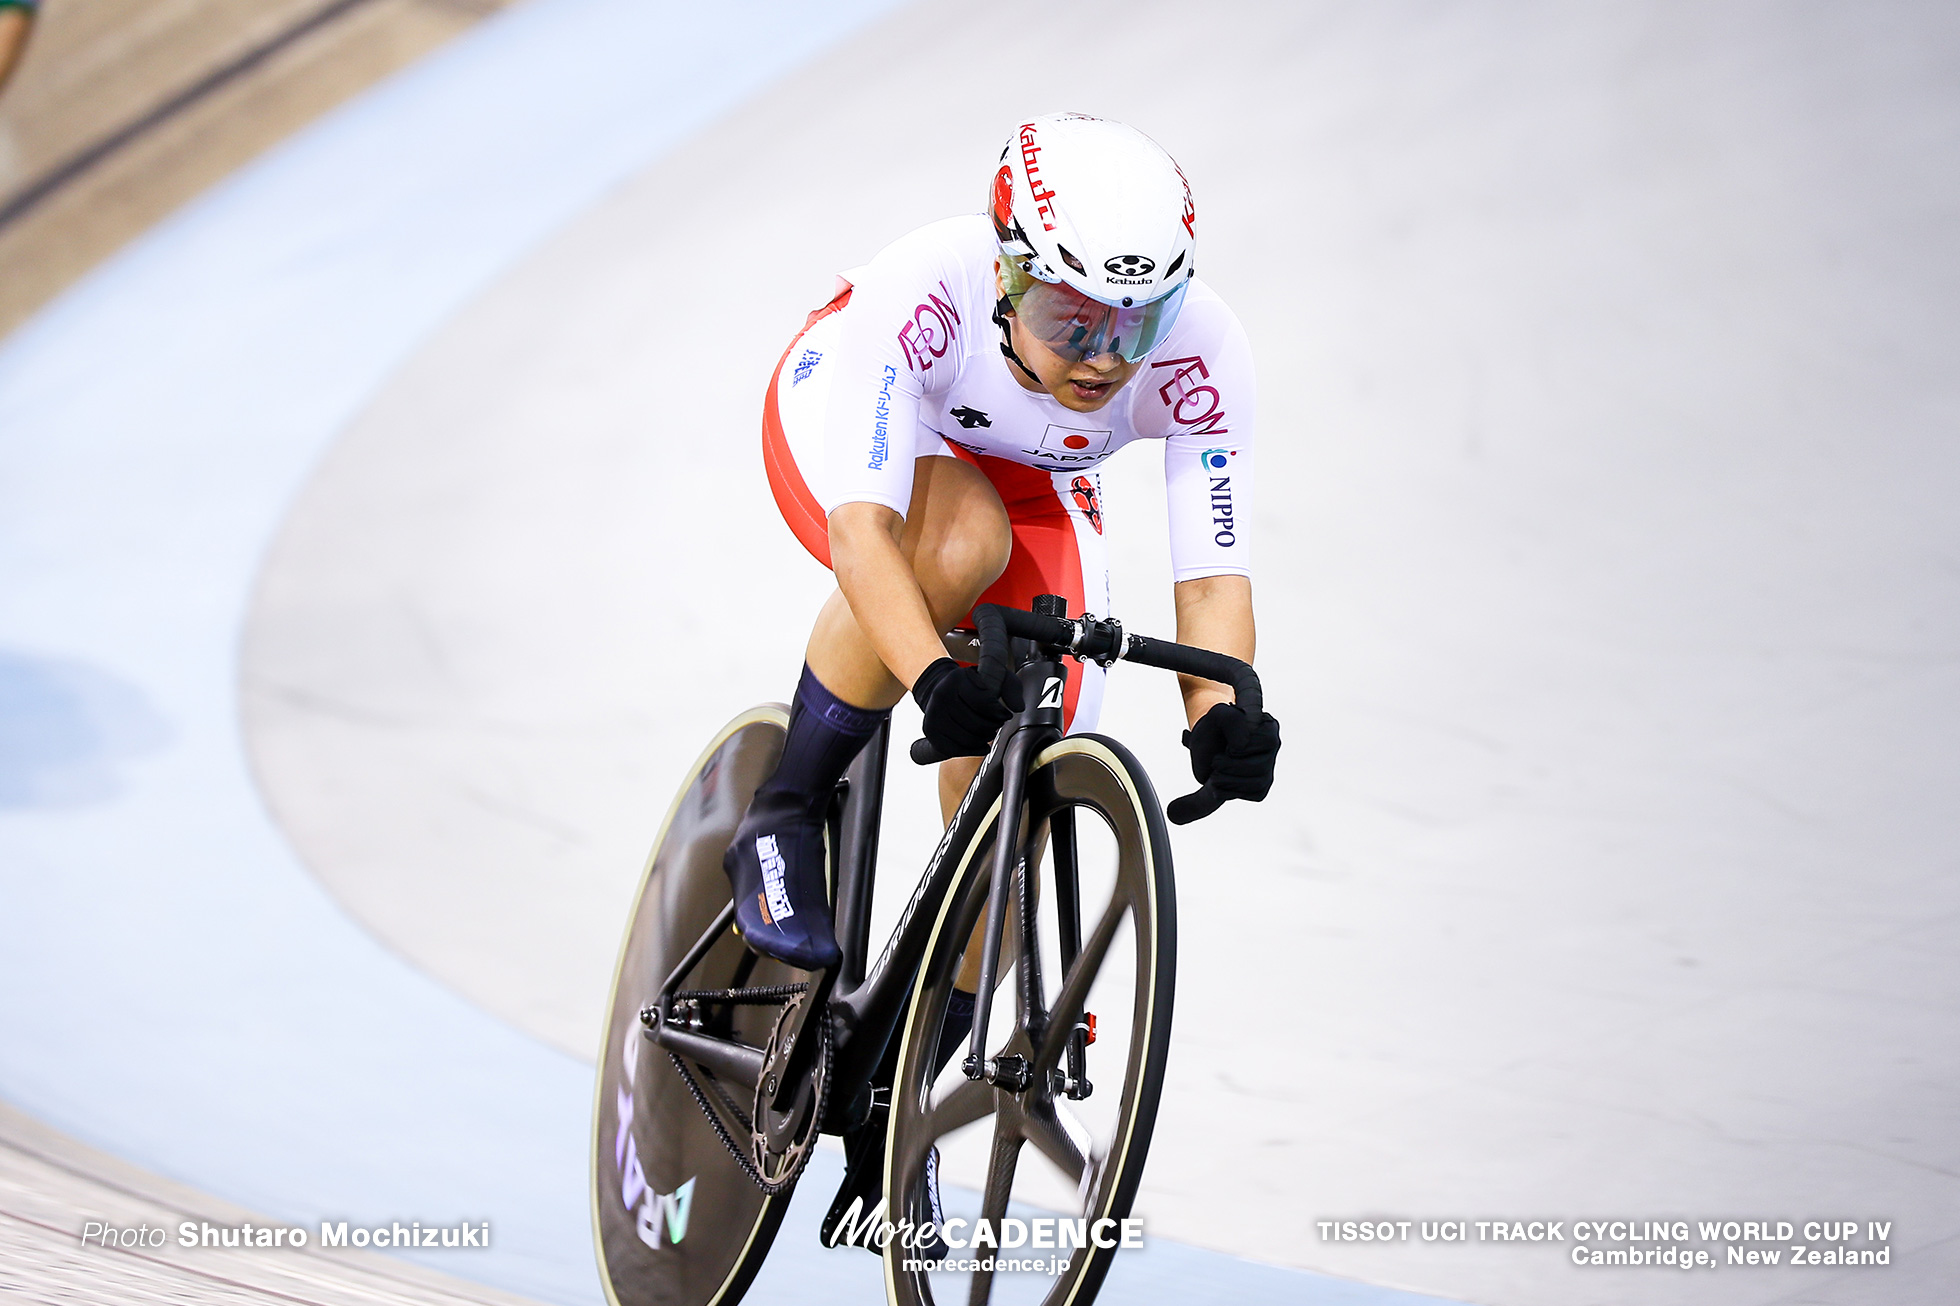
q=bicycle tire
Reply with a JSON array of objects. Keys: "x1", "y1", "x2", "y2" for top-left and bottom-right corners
[
  {"x1": 592, "y1": 705, "x2": 805, "y2": 1306},
  {"x1": 883, "y1": 734, "x2": 1176, "y2": 1306}
]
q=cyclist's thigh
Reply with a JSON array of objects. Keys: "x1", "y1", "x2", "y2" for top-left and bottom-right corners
[{"x1": 898, "y1": 454, "x2": 1011, "y2": 607}]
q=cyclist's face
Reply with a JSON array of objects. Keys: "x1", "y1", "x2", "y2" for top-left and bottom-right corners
[
  {"x1": 997, "y1": 266, "x2": 1142, "y2": 413},
  {"x1": 1004, "y1": 313, "x2": 1141, "y2": 412}
]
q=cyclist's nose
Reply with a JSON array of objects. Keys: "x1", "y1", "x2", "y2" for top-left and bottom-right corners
[{"x1": 1082, "y1": 350, "x2": 1123, "y2": 374}]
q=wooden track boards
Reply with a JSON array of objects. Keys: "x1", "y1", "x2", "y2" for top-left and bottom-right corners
[{"x1": 0, "y1": 0, "x2": 516, "y2": 336}]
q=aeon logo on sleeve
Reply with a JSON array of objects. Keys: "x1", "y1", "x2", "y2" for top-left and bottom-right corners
[
  {"x1": 897, "y1": 280, "x2": 962, "y2": 372},
  {"x1": 1150, "y1": 355, "x2": 1229, "y2": 439}
]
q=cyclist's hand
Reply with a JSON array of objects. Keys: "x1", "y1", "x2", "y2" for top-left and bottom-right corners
[
  {"x1": 913, "y1": 657, "x2": 1024, "y2": 758},
  {"x1": 1183, "y1": 702, "x2": 1280, "y2": 802}
]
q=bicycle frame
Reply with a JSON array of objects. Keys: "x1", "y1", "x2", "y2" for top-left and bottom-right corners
[
  {"x1": 646, "y1": 645, "x2": 1075, "y2": 1130},
  {"x1": 645, "y1": 597, "x2": 1260, "y2": 1148}
]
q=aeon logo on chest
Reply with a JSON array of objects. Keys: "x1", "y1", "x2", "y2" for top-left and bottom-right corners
[{"x1": 897, "y1": 280, "x2": 962, "y2": 373}]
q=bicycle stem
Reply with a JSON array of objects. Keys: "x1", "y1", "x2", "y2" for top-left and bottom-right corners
[{"x1": 910, "y1": 600, "x2": 1262, "y2": 824}]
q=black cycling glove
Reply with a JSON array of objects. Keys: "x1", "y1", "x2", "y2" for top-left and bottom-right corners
[
  {"x1": 1183, "y1": 702, "x2": 1281, "y2": 802},
  {"x1": 912, "y1": 657, "x2": 1025, "y2": 758}
]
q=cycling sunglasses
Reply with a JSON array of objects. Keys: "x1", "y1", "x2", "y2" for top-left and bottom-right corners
[{"x1": 1000, "y1": 259, "x2": 1189, "y2": 364}]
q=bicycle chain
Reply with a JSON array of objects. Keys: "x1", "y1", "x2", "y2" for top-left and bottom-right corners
[
  {"x1": 665, "y1": 997, "x2": 831, "y2": 1198},
  {"x1": 671, "y1": 983, "x2": 809, "y2": 1006}
]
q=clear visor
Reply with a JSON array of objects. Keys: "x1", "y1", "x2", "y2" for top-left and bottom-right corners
[{"x1": 1002, "y1": 259, "x2": 1188, "y2": 363}]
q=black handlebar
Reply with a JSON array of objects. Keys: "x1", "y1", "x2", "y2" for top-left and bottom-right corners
[{"x1": 909, "y1": 603, "x2": 1263, "y2": 825}]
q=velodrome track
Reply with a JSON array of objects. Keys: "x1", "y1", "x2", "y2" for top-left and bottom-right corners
[{"x1": 3, "y1": 2, "x2": 1956, "y2": 1304}]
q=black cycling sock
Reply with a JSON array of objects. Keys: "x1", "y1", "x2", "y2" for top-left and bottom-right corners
[
  {"x1": 760, "y1": 664, "x2": 888, "y2": 813},
  {"x1": 933, "y1": 988, "x2": 977, "y2": 1075}
]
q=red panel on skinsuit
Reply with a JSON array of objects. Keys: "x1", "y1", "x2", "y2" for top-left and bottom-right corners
[{"x1": 761, "y1": 287, "x2": 854, "y2": 569}]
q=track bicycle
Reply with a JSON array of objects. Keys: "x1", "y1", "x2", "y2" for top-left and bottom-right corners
[{"x1": 591, "y1": 596, "x2": 1262, "y2": 1306}]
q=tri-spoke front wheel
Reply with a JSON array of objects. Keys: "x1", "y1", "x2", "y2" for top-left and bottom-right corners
[{"x1": 885, "y1": 735, "x2": 1176, "y2": 1306}]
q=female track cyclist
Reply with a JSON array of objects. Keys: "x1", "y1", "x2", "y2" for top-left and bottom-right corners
[{"x1": 723, "y1": 113, "x2": 1282, "y2": 997}]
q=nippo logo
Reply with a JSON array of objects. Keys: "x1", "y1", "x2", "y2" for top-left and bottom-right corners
[
  {"x1": 1199, "y1": 447, "x2": 1236, "y2": 471},
  {"x1": 1104, "y1": 254, "x2": 1155, "y2": 277}
]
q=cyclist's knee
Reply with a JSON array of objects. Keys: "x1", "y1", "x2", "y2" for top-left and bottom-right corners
[
  {"x1": 905, "y1": 459, "x2": 1010, "y2": 622},
  {"x1": 926, "y1": 527, "x2": 1009, "y2": 619}
]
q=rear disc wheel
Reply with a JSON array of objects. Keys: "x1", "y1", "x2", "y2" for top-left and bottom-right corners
[{"x1": 592, "y1": 706, "x2": 808, "y2": 1306}]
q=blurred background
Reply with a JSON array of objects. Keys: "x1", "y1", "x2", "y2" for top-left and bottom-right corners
[
  {"x1": 1, "y1": 3, "x2": 1955, "y2": 1305},
  {"x1": 0, "y1": 0, "x2": 520, "y2": 332}
]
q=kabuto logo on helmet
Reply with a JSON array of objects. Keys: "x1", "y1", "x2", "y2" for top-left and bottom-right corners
[
  {"x1": 1017, "y1": 121, "x2": 1059, "y2": 232},
  {"x1": 989, "y1": 113, "x2": 1200, "y2": 361}
]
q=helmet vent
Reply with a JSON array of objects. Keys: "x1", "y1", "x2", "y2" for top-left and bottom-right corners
[
  {"x1": 1163, "y1": 251, "x2": 1185, "y2": 279},
  {"x1": 1057, "y1": 245, "x2": 1087, "y2": 276}
]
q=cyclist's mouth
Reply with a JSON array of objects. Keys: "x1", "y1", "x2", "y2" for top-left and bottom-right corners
[{"x1": 1066, "y1": 377, "x2": 1113, "y2": 402}]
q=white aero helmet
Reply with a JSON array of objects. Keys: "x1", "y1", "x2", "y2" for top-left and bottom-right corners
[{"x1": 990, "y1": 112, "x2": 1197, "y2": 364}]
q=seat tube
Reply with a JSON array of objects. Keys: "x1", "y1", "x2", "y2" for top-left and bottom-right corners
[{"x1": 833, "y1": 717, "x2": 889, "y2": 990}]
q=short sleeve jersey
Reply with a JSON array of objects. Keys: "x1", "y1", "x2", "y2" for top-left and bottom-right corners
[{"x1": 821, "y1": 215, "x2": 1255, "y2": 582}]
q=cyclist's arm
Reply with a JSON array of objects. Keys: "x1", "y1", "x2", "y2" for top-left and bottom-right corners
[
  {"x1": 828, "y1": 501, "x2": 953, "y2": 690},
  {"x1": 1154, "y1": 289, "x2": 1258, "y2": 725},
  {"x1": 1172, "y1": 574, "x2": 1255, "y2": 725},
  {"x1": 813, "y1": 226, "x2": 986, "y2": 697}
]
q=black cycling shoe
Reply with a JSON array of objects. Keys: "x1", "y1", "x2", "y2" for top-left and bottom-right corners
[{"x1": 722, "y1": 788, "x2": 840, "y2": 971}]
